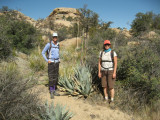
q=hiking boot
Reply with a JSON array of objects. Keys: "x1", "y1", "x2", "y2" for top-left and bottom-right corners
[
  {"x1": 53, "y1": 90, "x2": 60, "y2": 96},
  {"x1": 50, "y1": 91, "x2": 54, "y2": 99}
]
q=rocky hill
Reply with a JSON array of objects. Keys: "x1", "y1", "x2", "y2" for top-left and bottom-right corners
[
  {"x1": 0, "y1": 10, "x2": 37, "y2": 26},
  {"x1": 111, "y1": 28, "x2": 131, "y2": 38},
  {"x1": 0, "y1": 8, "x2": 133, "y2": 41},
  {"x1": 37, "y1": 7, "x2": 80, "y2": 31},
  {"x1": 47, "y1": 7, "x2": 80, "y2": 26}
]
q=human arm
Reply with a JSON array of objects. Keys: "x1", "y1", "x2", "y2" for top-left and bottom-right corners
[
  {"x1": 98, "y1": 58, "x2": 102, "y2": 78},
  {"x1": 42, "y1": 43, "x2": 50, "y2": 63},
  {"x1": 113, "y1": 56, "x2": 117, "y2": 79}
]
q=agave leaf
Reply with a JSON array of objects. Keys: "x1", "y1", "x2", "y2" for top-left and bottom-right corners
[{"x1": 65, "y1": 88, "x2": 74, "y2": 94}]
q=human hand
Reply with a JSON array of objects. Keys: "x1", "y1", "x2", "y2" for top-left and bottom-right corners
[
  {"x1": 98, "y1": 72, "x2": 102, "y2": 78},
  {"x1": 113, "y1": 73, "x2": 116, "y2": 79},
  {"x1": 48, "y1": 61, "x2": 51, "y2": 63}
]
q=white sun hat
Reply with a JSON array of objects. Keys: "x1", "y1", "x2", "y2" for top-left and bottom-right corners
[{"x1": 52, "y1": 33, "x2": 58, "y2": 37}]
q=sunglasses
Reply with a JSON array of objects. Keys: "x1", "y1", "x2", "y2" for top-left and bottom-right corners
[{"x1": 104, "y1": 44, "x2": 110, "y2": 46}]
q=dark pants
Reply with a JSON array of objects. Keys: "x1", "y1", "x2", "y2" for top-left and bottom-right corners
[{"x1": 48, "y1": 62, "x2": 59, "y2": 89}]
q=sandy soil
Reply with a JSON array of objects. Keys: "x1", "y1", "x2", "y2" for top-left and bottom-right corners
[{"x1": 34, "y1": 85, "x2": 133, "y2": 120}]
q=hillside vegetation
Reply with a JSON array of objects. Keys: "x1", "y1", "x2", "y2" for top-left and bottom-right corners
[{"x1": 0, "y1": 6, "x2": 160, "y2": 120}]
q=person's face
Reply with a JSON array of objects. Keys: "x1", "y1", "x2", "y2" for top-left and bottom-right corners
[
  {"x1": 104, "y1": 44, "x2": 111, "y2": 50},
  {"x1": 53, "y1": 36, "x2": 58, "y2": 42}
]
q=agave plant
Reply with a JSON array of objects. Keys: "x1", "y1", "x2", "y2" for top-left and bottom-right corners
[
  {"x1": 42, "y1": 101, "x2": 73, "y2": 120},
  {"x1": 59, "y1": 74, "x2": 76, "y2": 94},
  {"x1": 73, "y1": 65, "x2": 93, "y2": 97},
  {"x1": 58, "y1": 64, "x2": 93, "y2": 97}
]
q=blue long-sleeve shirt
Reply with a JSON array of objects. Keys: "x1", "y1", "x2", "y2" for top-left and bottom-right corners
[{"x1": 42, "y1": 42, "x2": 59, "y2": 63}]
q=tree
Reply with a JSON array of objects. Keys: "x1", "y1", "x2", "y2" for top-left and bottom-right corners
[
  {"x1": 131, "y1": 12, "x2": 155, "y2": 36},
  {"x1": 79, "y1": 5, "x2": 99, "y2": 38},
  {"x1": 152, "y1": 14, "x2": 160, "y2": 30},
  {"x1": 131, "y1": 12, "x2": 153, "y2": 36},
  {"x1": 101, "y1": 21, "x2": 113, "y2": 30},
  {"x1": 78, "y1": 5, "x2": 99, "y2": 63},
  {"x1": 0, "y1": 6, "x2": 11, "y2": 12}
]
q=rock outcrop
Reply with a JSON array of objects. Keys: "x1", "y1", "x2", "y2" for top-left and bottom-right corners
[
  {"x1": 111, "y1": 28, "x2": 132, "y2": 38},
  {"x1": 13, "y1": 10, "x2": 37, "y2": 27},
  {"x1": 45, "y1": 7, "x2": 80, "y2": 27},
  {"x1": 48, "y1": 8, "x2": 80, "y2": 19}
]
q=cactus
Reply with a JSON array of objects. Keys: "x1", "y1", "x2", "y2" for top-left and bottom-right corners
[{"x1": 42, "y1": 101, "x2": 73, "y2": 120}]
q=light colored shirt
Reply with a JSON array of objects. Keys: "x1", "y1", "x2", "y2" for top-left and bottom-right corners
[
  {"x1": 99, "y1": 51, "x2": 117, "y2": 71},
  {"x1": 42, "y1": 42, "x2": 59, "y2": 63}
]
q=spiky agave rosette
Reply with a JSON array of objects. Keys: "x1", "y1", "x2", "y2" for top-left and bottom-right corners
[
  {"x1": 58, "y1": 64, "x2": 93, "y2": 97},
  {"x1": 42, "y1": 101, "x2": 73, "y2": 120}
]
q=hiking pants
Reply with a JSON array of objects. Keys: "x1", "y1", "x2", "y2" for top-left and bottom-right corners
[{"x1": 48, "y1": 62, "x2": 59, "y2": 88}]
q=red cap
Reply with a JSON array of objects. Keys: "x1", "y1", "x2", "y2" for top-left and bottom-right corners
[{"x1": 104, "y1": 40, "x2": 111, "y2": 45}]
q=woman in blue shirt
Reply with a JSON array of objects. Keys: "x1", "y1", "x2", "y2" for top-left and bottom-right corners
[{"x1": 42, "y1": 33, "x2": 60, "y2": 99}]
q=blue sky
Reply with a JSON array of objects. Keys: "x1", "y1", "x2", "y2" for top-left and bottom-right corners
[{"x1": 0, "y1": 0, "x2": 160, "y2": 29}]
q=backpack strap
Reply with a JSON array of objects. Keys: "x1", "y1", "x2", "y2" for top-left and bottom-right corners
[
  {"x1": 51, "y1": 42, "x2": 59, "y2": 49},
  {"x1": 46, "y1": 41, "x2": 52, "y2": 59},
  {"x1": 100, "y1": 50, "x2": 104, "y2": 59},
  {"x1": 111, "y1": 50, "x2": 114, "y2": 63},
  {"x1": 49, "y1": 41, "x2": 52, "y2": 52}
]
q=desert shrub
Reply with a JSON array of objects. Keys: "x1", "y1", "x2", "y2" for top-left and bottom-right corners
[
  {"x1": 0, "y1": 62, "x2": 44, "y2": 120},
  {"x1": 42, "y1": 101, "x2": 73, "y2": 120},
  {"x1": 66, "y1": 16, "x2": 73, "y2": 21},
  {"x1": 117, "y1": 42, "x2": 160, "y2": 103},
  {"x1": 0, "y1": 15, "x2": 12, "y2": 60},
  {"x1": 7, "y1": 20, "x2": 38, "y2": 54},
  {"x1": 0, "y1": 9, "x2": 42, "y2": 55},
  {"x1": 131, "y1": 12, "x2": 160, "y2": 36},
  {"x1": 114, "y1": 38, "x2": 160, "y2": 120},
  {"x1": 68, "y1": 23, "x2": 78, "y2": 38},
  {"x1": 29, "y1": 48, "x2": 47, "y2": 72},
  {"x1": 57, "y1": 27, "x2": 69, "y2": 41},
  {"x1": 113, "y1": 33, "x2": 129, "y2": 48},
  {"x1": 89, "y1": 29, "x2": 116, "y2": 47},
  {"x1": 115, "y1": 82, "x2": 160, "y2": 120},
  {"x1": 0, "y1": 34, "x2": 11, "y2": 60}
]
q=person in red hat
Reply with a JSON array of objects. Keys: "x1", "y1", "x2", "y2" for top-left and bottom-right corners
[{"x1": 98, "y1": 40, "x2": 117, "y2": 105}]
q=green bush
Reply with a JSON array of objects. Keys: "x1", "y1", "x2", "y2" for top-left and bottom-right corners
[
  {"x1": 0, "y1": 15, "x2": 12, "y2": 60},
  {"x1": 66, "y1": 16, "x2": 73, "y2": 21},
  {"x1": 0, "y1": 9, "x2": 42, "y2": 55},
  {"x1": 117, "y1": 42, "x2": 160, "y2": 104},
  {"x1": 131, "y1": 12, "x2": 160, "y2": 36},
  {"x1": 7, "y1": 20, "x2": 38, "y2": 54},
  {"x1": 57, "y1": 27, "x2": 69, "y2": 41}
]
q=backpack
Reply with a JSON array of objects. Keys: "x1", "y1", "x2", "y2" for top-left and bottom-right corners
[
  {"x1": 100, "y1": 50, "x2": 114, "y2": 69},
  {"x1": 46, "y1": 41, "x2": 59, "y2": 59}
]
